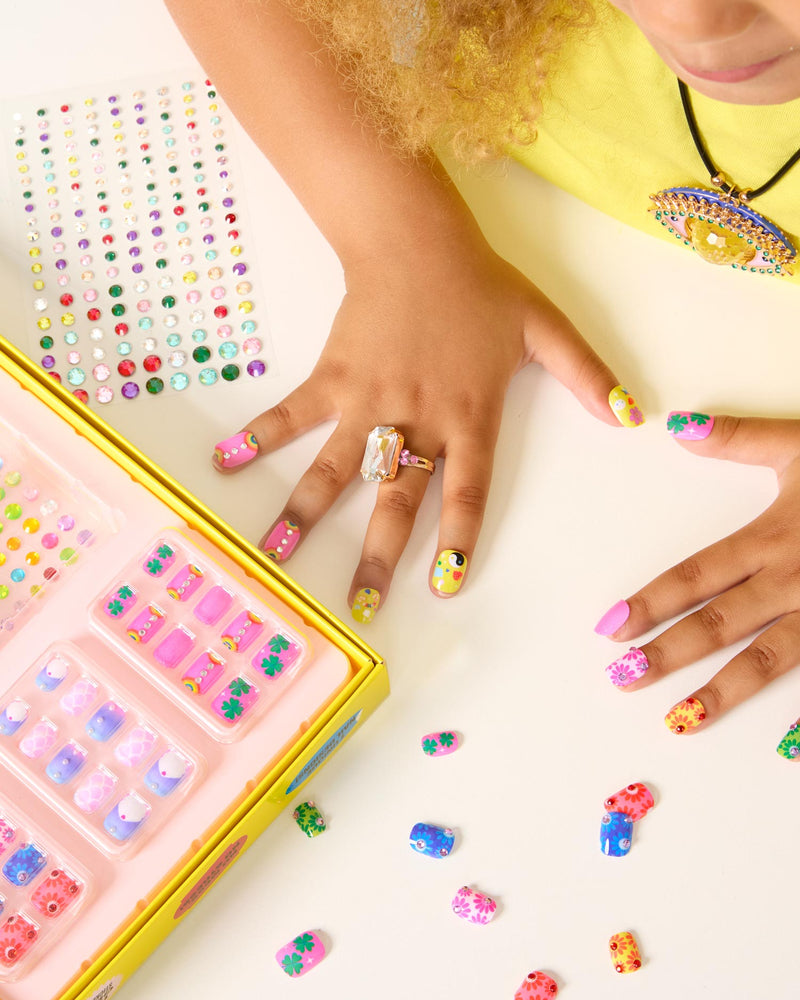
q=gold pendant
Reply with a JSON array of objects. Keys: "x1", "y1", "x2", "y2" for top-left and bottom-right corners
[{"x1": 649, "y1": 186, "x2": 796, "y2": 276}]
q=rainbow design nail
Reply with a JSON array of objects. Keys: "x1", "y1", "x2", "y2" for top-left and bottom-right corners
[
  {"x1": 608, "y1": 386, "x2": 645, "y2": 428},
  {"x1": 431, "y1": 550, "x2": 467, "y2": 595},
  {"x1": 609, "y1": 931, "x2": 642, "y2": 973},
  {"x1": 262, "y1": 519, "x2": 300, "y2": 562},
  {"x1": 351, "y1": 587, "x2": 380, "y2": 624},
  {"x1": 666, "y1": 411, "x2": 714, "y2": 440},
  {"x1": 213, "y1": 431, "x2": 259, "y2": 469},
  {"x1": 605, "y1": 647, "x2": 648, "y2": 687},
  {"x1": 182, "y1": 650, "x2": 225, "y2": 694},
  {"x1": 220, "y1": 610, "x2": 263, "y2": 652},
  {"x1": 665, "y1": 696, "x2": 706, "y2": 734},
  {"x1": 165, "y1": 563, "x2": 204, "y2": 602}
]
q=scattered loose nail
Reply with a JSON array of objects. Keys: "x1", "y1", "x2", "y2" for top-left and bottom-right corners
[
  {"x1": 514, "y1": 971, "x2": 559, "y2": 999},
  {"x1": 275, "y1": 931, "x2": 326, "y2": 977},
  {"x1": 262, "y1": 519, "x2": 300, "y2": 561},
  {"x1": 351, "y1": 587, "x2": 380, "y2": 624},
  {"x1": 431, "y1": 550, "x2": 467, "y2": 595},
  {"x1": 293, "y1": 801, "x2": 326, "y2": 838},
  {"x1": 45, "y1": 742, "x2": 87, "y2": 784},
  {"x1": 451, "y1": 885, "x2": 497, "y2": 924},
  {"x1": 594, "y1": 599, "x2": 630, "y2": 636},
  {"x1": 144, "y1": 749, "x2": 189, "y2": 796},
  {"x1": 604, "y1": 782, "x2": 655, "y2": 821},
  {"x1": 600, "y1": 811, "x2": 633, "y2": 857},
  {"x1": 609, "y1": 931, "x2": 642, "y2": 974},
  {"x1": 30, "y1": 868, "x2": 82, "y2": 918},
  {"x1": 665, "y1": 696, "x2": 706, "y2": 734},
  {"x1": 776, "y1": 718, "x2": 800, "y2": 760},
  {"x1": 666, "y1": 411, "x2": 714, "y2": 440},
  {"x1": 608, "y1": 385, "x2": 645, "y2": 427},
  {"x1": 605, "y1": 647, "x2": 649, "y2": 687},
  {"x1": 421, "y1": 731, "x2": 459, "y2": 756},
  {"x1": 193, "y1": 585, "x2": 234, "y2": 625},
  {"x1": 103, "y1": 793, "x2": 150, "y2": 841},
  {"x1": 0, "y1": 699, "x2": 30, "y2": 737},
  {"x1": 166, "y1": 563, "x2": 204, "y2": 601},
  {"x1": 410, "y1": 822, "x2": 455, "y2": 858},
  {"x1": 213, "y1": 430, "x2": 259, "y2": 469}
]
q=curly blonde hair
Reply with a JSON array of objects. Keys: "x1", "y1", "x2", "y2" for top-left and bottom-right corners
[{"x1": 283, "y1": 0, "x2": 594, "y2": 162}]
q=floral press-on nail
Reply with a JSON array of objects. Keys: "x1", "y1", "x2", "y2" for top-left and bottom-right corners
[
  {"x1": 104, "y1": 793, "x2": 150, "y2": 841},
  {"x1": 144, "y1": 749, "x2": 189, "y2": 796},
  {"x1": 351, "y1": 587, "x2": 380, "y2": 624},
  {"x1": 514, "y1": 971, "x2": 559, "y2": 999},
  {"x1": 166, "y1": 563, "x2": 204, "y2": 601},
  {"x1": 221, "y1": 609, "x2": 263, "y2": 652},
  {"x1": 608, "y1": 386, "x2": 645, "y2": 428},
  {"x1": 30, "y1": 868, "x2": 82, "y2": 919},
  {"x1": 154, "y1": 626, "x2": 194, "y2": 669},
  {"x1": 605, "y1": 647, "x2": 648, "y2": 687},
  {"x1": 666, "y1": 411, "x2": 714, "y2": 440},
  {"x1": 600, "y1": 811, "x2": 633, "y2": 857},
  {"x1": 193, "y1": 585, "x2": 233, "y2": 625},
  {"x1": 0, "y1": 913, "x2": 38, "y2": 968},
  {"x1": 410, "y1": 822, "x2": 455, "y2": 858},
  {"x1": 594, "y1": 599, "x2": 630, "y2": 636},
  {"x1": 276, "y1": 930, "x2": 326, "y2": 977},
  {"x1": 0, "y1": 818, "x2": 16, "y2": 854},
  {"x1": 609, "y1": 931, "x2": 642, "y2": 973},
  {"x1": 59, "y1": 677, "x2": 98, "y2": 716},
  {"x1": 127, "y1": 604, "x2": 166, "y2": 644},
  {"x1": 432, "y1": 550, "x2": 467, "y2": 595},
  {"x1": 665, "y1": 696, "x2": 706, "y2": 734},
  {"x1": 777, "y1": 718, "x2": 800, "y2": 759},
  {"x1": 251, "y1": 632, "x2": 301, "y2": 679},
  {"x1": 182, "y1": 649, "x2": 225, "y2": 694},
  {"x1": 45, "y1": 742, "x2": 87, "y2": 784},
  {"x1": 35, "y1": 657, "x2": 68, "y2": 691},
  {"x1": 142, "y1": 541, "x2": 176, "y2": 576},
  {"x1": 451, "y1": 885, "x2": 497, "y2": 924},
  {"x1": 421, "y1": 731, "x2": 459, "y2": 756},
  {"x1": 2, "y1": 844, "x2": 47, "y2": 886},
  {"x1": 211, "y1": 676, "x2": 258, "y2": 724},
  {"x1": 114, "y1": 725, "x2": 157, "y2": 767},
  {"x1": 293, "y1": 801, "x2": 326, "y2": 837},
  {"x1": 73, "y1": 767, "x2": 117, "y2": 814},
  {"x1": 19, "y1": 719, "x2": 57, "y2": 759},
  {"x1": 0, "y1": 699, "x2": 30, "y2": 737},
  {"x1": 213, "y1": 430, "x2": 259, "y2": 468},
  {"x1": 604, "y1": 782, "x2": 655, "y2": 821},
  {"x1": 85, "y1": 701, "x2": 125, "y2": 741},
  {"x1": 263, "y1": 519, "x2": 300, "y2": 561},
  {"x1": 103, "y1": 583, "x2": 137, "y2": 618}
]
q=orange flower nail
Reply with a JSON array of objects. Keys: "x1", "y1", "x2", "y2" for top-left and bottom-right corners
[
  {"x1": 665, "y1": 696, "x2": 706, "y2": 734},
  {"x1": 609, "y1": 931, "x2": 642, "y2": 974}
]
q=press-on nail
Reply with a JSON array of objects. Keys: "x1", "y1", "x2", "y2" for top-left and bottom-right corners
[
  {"x1": 605, "y1": 647, "x2": 648, "y2": 687},
  {"x1": 609, "y1": 931, "x2": 642, "y2": 973},
  {"x1": 594, "y1": 599, "x2": 630, "y2": 635},
  {"x1": 666, "y1": 411, "x2": 714, "y2": 440},
  {"x1": 213, "y1": 430, "x2": 259, "y2": 469},
  {"x1": 410, "y1": 822, "x2": 455, "y2": 858},
  {"x1": 276, "y1": 931, "x2": 326, "y2": 977},
  {"x1": 451, "y1": 885, "x2": 497, "y2": 924},
  {"x1": 608, "y1": 386, "x2": 645, "y2": 427},
  {"x1": 604, "y1": 782, "x2": 654, "y2": 821},
  {"x1": 600, "y1": 811, "x2": 633, "y2": 857},
  {"x1": 665, "y1": 696, "x2": 706, "y2": 734}
]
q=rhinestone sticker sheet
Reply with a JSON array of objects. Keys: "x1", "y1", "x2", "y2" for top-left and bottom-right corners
[{"x1": 5, "y1": 75, "x2": 271, "y2": 404}]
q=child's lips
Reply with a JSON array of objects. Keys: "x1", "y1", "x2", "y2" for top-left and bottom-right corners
[{"x1": 678, "y1": 53, "x2": 783, "y2": 84}]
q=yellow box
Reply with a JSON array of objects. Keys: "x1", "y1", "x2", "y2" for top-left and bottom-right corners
[{"x1": 0, "y1": 335, "x2": 388, "y2": 1000}]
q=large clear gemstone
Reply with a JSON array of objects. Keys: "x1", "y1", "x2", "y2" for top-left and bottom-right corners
[{"x1": 361, "y1": 426, "x2": 403, "y2": 482}]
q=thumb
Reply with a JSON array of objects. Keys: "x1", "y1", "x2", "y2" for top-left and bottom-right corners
[{"x1": 666, "y1": 412, "x2": 800, "y2": 474}]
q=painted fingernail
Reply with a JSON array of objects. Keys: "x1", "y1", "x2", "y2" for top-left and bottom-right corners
[
  {"x1": 605, "y1": 647, "x2": 648, "y2": 687},
  {"x1": 609, "y1": 931, "x2": 642, "y2": 973},
  {"x1": 220, "y1": 610, "x2": 264, "y2": 652},
  {"x1": 0, "y1": 699, "x2": 30, "y2": 736},
  {"x1": 263, "y1": 519, "x2": 300, "y2": 561},
  {"x1": 85, "y1": 701, "x2": 126, "y2": 742},
  {"x1": 293, "y1": 801, "x2": 326, "y2": 837},
  {"x1": 777, "y1": 718, "x2": 800, "y2": 759},
  {"x1": 410, "y1": 822, "x2": 455, "y2": 858},
  {"x1": 665, "y1": 696, "x2": 706, "y2": 734},
  {"x1": 594, "y1": 599, "x2": 630, "y2": 636},
  {"x1": 514, "y1": 971, "x2": 559, "y2": 999},
  {"x1": 431, "y1": 550, "x2": 467, "y2": 595},
  {"x1": 153, "y1": 626, "x2": 195, "y2": 669},
  {"x1": 145, "y1": 749, "x2": 190, "y2": 796},
  {"x1": 351, "y1": 587, "x2": 380, "y2": 624},
  {"x1": 666, "y1": 411, "x2": 714, "y2": 440},
  {"x1": 211, "y1": 676, "x2": 259, "y2": 725},
  {"x1": 31, "y1": 868, "x2": 82, "y2": 918},
  {"x1": 103, "y1": 793, "x2": 150, "y2": 841},
  {"x1": 600, "y1": 811, "x2": 633, "y2": 857},
  {"x1": 451, "y1": 885, "x2": 497, "y2": 924},
  {"x1": 182, "y1": 650, "x2": 225, "y2": 694},
  {"x1": 604, "y1": 782, "x2": 655, "y2": 821},
  {"x1": 193, "y1": 585, "x2": 234, "y2": 625},
  {"x1": 45, "y1": 742, "x2": 88, "y2": 784},
  {"x1": 421, "y1": 731, "x2": 459, "y2": 756},
  {"x1": 166, "y1": 563, "x2": 204, "y2": 601},
  {"x1": 276, "y1": 931, "x2": 326, "y2": 977},
  {"x1": 3, "y1": 844, "x2": 47, "y2": 885},
  {"x1": 213, "y1": 430, "x2": 259, "y2": 469},
  {"x1": 608, "y1": 385, "x2": 645, "y2": 427}
]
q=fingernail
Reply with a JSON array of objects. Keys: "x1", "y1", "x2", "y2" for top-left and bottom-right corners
[
  {"x1": 410, "y1": 822, "x2": 455, "y2": 858},
  {"x1": 666, "y1": 411, "x2": 714, "y2": 440},
  {"x1": 421, "y1": 730, "x2": 459, "y2": 756},
  {"x1": 451, "y1": 885, "x2": 497, "y2": 924},
  {"x1": 213, "y1": 430, "x2": 259, "y2": 469},
  {"x1": 276, "y1": 931, "x2": 326, "y2": 977},
  {"x1": 594, "y1": 599, "x2": 630, "y2": 635},
  {"x1": 600, "y1": 811, "x2": 633, "y2": 857},
  {"x1": 153, "y1": 626, "x2": 195, "y2": 669},
  {"x1": 431, "y1": 550, "x2": 467, "y2": 595},
  {"x1": 193, "y1": 585, "x2": 234, "y2": 626},
  {"x1": 604, "y1": 782, "x2": 655, "y2": 821},
  {"x1": 605, "y1": 647, "x2": 648, "y2": 687},
  {"x1": 514, "y1": 971, "x2": 559, "y2": 999},
  {"x1": 609, "y1": 931, "x2": 642, "y2": 973},
  {"x1": 263, "y1": 519, "x2": 300, "y2": 562},
  {"x1": 608, "y1": 385, "x2": 645, "y2": 427},
  {"x1": 664, "y1": 696, "x2": 706, "y2": 734},
  {"x1": 293, "y1": 801, "x2": 327, "y2": 838},
  {"x1": 777, "y1": 718, "x2": 800, "y2": 759},
  {"x1": 351, "y1": 587, "x2": 380, "y2": 624}
]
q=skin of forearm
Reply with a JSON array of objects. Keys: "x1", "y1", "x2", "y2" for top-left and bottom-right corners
[{"x1": 164, "y1": 0, "x2": 483, "y2": 269}]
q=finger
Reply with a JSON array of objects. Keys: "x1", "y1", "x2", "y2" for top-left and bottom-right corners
[
  {"x1": 212, "y1": 376, "x2": 333, "y2": 473},
  {"x1": 666, "y1": 412, "x2": 800, "y2": 474},
  {"x1": 259, "y1": 423, "x2": 363, "y2": 562},
  {"x1": 663, "y1": 610, "x2": 800, "y2": 734},
  {"x1": 348, "y1": 446, "x2": 436, "y2": 622}
]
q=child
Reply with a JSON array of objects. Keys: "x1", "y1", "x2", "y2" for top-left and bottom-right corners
[{"x1": 166, "y1": 0, "x2": 800, "y2": 734}]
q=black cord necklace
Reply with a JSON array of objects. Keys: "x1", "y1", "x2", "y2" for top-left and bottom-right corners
[{"x1": 649, "y1": 79, "x2": 797, "y2": 276}]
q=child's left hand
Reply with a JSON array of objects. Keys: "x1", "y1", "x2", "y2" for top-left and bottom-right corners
[{"x1": 599, "y1": 414, "x2": 800, "y2": 733}]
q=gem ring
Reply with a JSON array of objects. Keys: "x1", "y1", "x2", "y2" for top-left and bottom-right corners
[{"x1": 361, "y1": 426, "x2": 436, "y2": 482}]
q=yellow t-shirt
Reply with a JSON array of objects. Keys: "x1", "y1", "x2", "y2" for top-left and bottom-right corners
[{"x1": 510, "y1": 6, "x2": 800, "y2": 282}]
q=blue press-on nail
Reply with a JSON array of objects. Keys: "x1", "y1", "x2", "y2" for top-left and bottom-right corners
[
  {"x1": 2, "y1": 843, "x2": 47, "y2": 886},
  {"x1": 409, "y1": 822, "x2": 455, "y2": 858},
  {"x1": 0, "y1": 699, "x2": 30, "y2": 736},
  {"x1": 85, "y1": 700, "x2": 126, "y2": 742},
  {"x1": 144, "y1": 749, "x2": 189, "y2": 796},
  {"x1": 45, "y1": 741, "x2": 88, "y2": 784},
  {"x1": 36, "y1": 657, "x2": 69, "y2": 691},
  {"x1": 103, "y1": 793, "x2": 150, "y2": 841},
  {"x1": 600, "y1": 811, "x2": 633, "y2": 857}
]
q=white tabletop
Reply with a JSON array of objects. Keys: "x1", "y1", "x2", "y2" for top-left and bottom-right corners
[{"x1": 1, "y1": 5, "x2": 799, "y2": 999}]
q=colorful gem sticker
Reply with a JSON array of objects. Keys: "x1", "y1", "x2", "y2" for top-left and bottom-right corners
[
  {"x1": 276, "y1": 931, "x2": 326, "y2": 977},
  {"x1": 609, "y1": 931, "x2": 642, "y2": 973},
  {"x1": 451, "y1": 885, "x2": 497, "y2": 924},
  {"x1": 421, "y1": 731, "x2": 459, "y2": 756}
]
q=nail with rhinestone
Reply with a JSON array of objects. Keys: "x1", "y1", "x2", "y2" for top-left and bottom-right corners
[
  {"x1": 605, "y1": 647, "x2": 648, "y2": 688},
  {"x1": 451, "y1": 885, "x2": 497, "y2": 924},
  {"x1": 182, "y1": 649, "x2": 225, "y2": 694},
  {"x1": 45, "y1": 742, "x2": 88, "y2": 784},
  {"x1": 600, "y1": 811, "x2": 633, "y2": 857},
  {"x1": 609, "y1": 931, "x2": 642, "y2": 974},
  {"x1": 165, "y1": 563, "x2": 204, "y2": 601},
  {"x1": 85, "y1": 700, "x2": 125, "y2": 742},
  {"x1": 0, "y1": 699, "x2": 30, "y2": 737},
  {"x1": 221, "y1": 610, "x2": 263, "y2": 652},
  {"x1": 665, "y1": 696, "x2": 706, "y2": 734},
  {"x1": 145, "y1": 748, "x2": 189, "y2": 796},
  {"x1": 35, "y1": 657, "x2": 68, "y2": 691},
  {"x1": 127, "y1": 604, "x2": 166, "y2": 644},
  {"x1": 293, "y1": 801, "x2": 326, "y2": 838},
  {"x1": 777, "y1": 718, "x2": 800, "y2": 760},
  {"x1": 514, "y1": 971, "x2": 559, "y2": 999},
  {"x1": 410, "y1": 822, "x2": 455, "y2": 858},
  {"x1": 262, "y1": 519, "x2": 300, "y2": 562},
  {"x1": 103, "y1": 793, "x2": 150, "y2": 841},
  {"x1": 604, "y1": 782, "x2": 655, "y2": 821}
]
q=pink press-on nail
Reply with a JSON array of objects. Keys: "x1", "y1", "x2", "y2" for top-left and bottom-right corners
[
  {"x1": 19, "y1": 720, "x2": 58, "y2": 759},
  {"x1": 153, "y1": 626, "x2": 195, "y2": 669},
  {"x1": 211, "y1": 676, "x2": 259, "y2": 725},
  {"x1": 193, "y1": 585, "x2": 234, "y2": 625},
  {"x1": 262, "y1": 519, "x2": 300, "y2": 562},
  {"x1": 59, "y1": 677, "x2": 99, "y2": 716},
  {"x1": 275, "y1": 930, "x2": 326, "y2": 977},
  {"x1": 127, "y1": 604, "x2": 166, "y2": 644},
  {"x1": 114, "y1": 725, "x2": 157, "y2": 767},
  {"x1": 421, "y1": 731, "x2": 459, "y2": 756},
  {"x1": 142, "y1": 541, "x2": 177, "y2": 577},
  {"x1": 451, "y1": 885, "x2": 497, "y2": 924},
  {"x1": 182, "y1": 650, "x2": 225, "y2": 694},
  {"x1": 213, "y1": 430, "x2": 259, "y2": 469},
  {"x1": 102, "y1": 583, "x2": 137, "y2": 619},
  {"x1": 166, "y1": 563, "x2": 204, "y2": 602},
  {"x1": 594, "y1": 600, "x2": 630, "y2": 636},
  {"x1": 220, "y1": 610, "x2": 263, "y2": 652},
  {"x1": 604, "y1": 782, "x2": 655, "y2": 822},
  {"x1": 0, "y1": 913, "x2": 38, "y2": 968},
  {"x1": 666, "y1": 411, "x2": 714, "y2": 440},
  {"x1": 514, "y1": 971, "x2": 559, "y2": 999},
  {"x1": 605, "y1": 647, "x2": 649, "y2": 687},
  {"x1": 73, "y1": 767, "x2": 117, "y2": 814}
]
